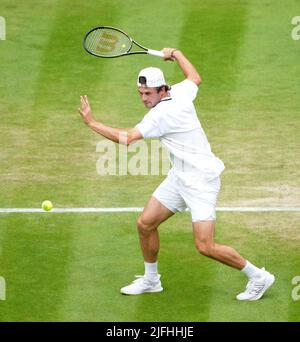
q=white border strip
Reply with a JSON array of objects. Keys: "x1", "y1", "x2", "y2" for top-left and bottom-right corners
[
  {"x1": 0, "y1": 207, "x2": 300, "y2": 213},
  {"x1": 0, "y1": 207, "x2": 143, "y2": 213},
  {"x1": 217, "y1": 207, "x2": 300, "y2": 212}
]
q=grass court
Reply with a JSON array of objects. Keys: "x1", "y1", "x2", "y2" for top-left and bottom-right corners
[{"x1": 0, "y1": 0, "x2": 299, "y2": 321}]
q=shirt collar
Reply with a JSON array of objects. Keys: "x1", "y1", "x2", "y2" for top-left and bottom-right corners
[{"x1": 159, "y1": 96, "x2": 172, "y2": 102}]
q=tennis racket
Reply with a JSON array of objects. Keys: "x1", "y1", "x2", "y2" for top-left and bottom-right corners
[{"x1": 83, "y1": 26, "x2": 164, "y2": 59}]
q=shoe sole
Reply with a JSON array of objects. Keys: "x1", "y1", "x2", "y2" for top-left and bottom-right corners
[
  {"x1": 120, "y1": 286, "x2": 163, "y2": 295},
  {"x1": 249, "y1": 274, "x2": 275, "y2": 301}
]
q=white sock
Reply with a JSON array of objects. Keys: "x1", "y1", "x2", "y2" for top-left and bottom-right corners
[
  {"x1": 241, "y1": 260, "x2": 263, "y2": 279},
  {"x1": 144, "y1": 261, "x2": 158, "y2": 279}
]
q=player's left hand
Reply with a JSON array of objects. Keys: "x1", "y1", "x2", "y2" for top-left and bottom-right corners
[{"x1": 78, "y1": 95, "x2": 94, "y2": 125}]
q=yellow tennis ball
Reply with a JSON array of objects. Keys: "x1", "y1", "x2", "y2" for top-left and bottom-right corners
[
  {"x1": 122, "y1": 44, "x2": 126, "y2": 48},
  {"x1": 42, "y1": 200, "x2": 53, "y2": 211}
]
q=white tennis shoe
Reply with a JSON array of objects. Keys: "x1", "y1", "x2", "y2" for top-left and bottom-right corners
[
  {"x1": 236, "y1": 268, "x2": 275, "y2": 301},
  {"x1": 120, "y1": 275, "x2": 163, "y2": 295}
]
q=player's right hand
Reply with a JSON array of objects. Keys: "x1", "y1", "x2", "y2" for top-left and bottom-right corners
[{"x1": 162, "y1": 48, "x2": 178, "y2": 61}]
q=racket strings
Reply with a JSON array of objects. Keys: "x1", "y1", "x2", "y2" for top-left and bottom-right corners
[{"x1": 85, "y1": 28, "x2": 131, "y2": 57}]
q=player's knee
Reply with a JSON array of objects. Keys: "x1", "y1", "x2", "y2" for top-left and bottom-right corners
[
  {"x1": 136, "y1": 217, "x2": 155, "y2": 233},
  {"x1": 195, "y1": 241, "x2": 214, "y2": 257}
]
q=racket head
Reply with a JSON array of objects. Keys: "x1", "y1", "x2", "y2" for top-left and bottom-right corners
[{"x1": 83, "y1": 26, "x2": 133, "y2": 58}]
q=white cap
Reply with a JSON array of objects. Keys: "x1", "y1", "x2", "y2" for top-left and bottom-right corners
[{"x1": 137, "y1": 67, "x2": 167, "y2": 87}]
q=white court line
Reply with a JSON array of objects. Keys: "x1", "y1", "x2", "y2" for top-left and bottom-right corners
[{"x1": 0, "y1": 207, "x2": 300, "y2": 213}]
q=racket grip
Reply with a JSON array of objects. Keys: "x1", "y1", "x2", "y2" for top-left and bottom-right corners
[{"x1": 147, "y1": 49, "x2": 165, "y2": 58}]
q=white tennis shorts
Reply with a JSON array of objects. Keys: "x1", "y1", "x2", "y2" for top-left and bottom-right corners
[{"x1": 153, "y1": 169, "x2": 221, "y2": 222}]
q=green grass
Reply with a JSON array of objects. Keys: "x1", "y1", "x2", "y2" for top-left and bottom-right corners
[
  {"x1": 0, "y1": 212, "x2": 299, "y2": 321},
  {"x1": 0, "y1": 0, "x2": 299, "y2": 321}
]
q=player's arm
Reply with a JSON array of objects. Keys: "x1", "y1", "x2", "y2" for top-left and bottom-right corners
[
  {"x1": 78, "y1": 95, "x2": 142, "y2": 145},
  {"x1": 162, "y1": 48, "x2": 202, "y2": 86}
]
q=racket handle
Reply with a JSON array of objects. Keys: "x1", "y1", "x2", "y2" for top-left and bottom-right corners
[{"x1": 147, "y1": 49, "x2": 165, "y2": 58}]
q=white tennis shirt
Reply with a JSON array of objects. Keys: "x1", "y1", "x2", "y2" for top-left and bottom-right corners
[{"x1": 135, "y1": 79, "x2": 225, "y2": 182}]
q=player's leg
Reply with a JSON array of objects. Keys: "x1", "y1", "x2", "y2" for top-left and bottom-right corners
[
  {"x1": 120, "y1": 197, "x2": 174, "y2": 295},
  {"x1": 183, "y1": 176, "x2": 245, "y2": 267},
  {"x1": 192, "y1": 220, "x2": 245, "y2": 269},
  {"x1": 121, "y1": 170, "x2": 186, "y2": 295},
  {"x1": 137, "y1": 196, "x2": 175, "y2": 263},
  {"x1": 184, "y1": 175, "x2": 275, "y2": 300},
  {"x1": 192, "y1": 220, "x2": 275, "y2": 300}
]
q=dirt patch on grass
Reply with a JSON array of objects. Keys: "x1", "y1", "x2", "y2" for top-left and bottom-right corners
[{"x1": 219, "y1": 185, "x2": 300, "y2": 207}]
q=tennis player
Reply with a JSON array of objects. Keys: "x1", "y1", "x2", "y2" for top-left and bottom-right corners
[{"x1": 78, "y1": 48, "x2": 275, "y2": 301}]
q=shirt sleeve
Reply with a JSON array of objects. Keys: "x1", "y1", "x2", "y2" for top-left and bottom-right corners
[
  {"x1": 170, "y1": 79, "x2": 199, "y2": 102},
  {"x1": 135, "y1": 109, "x2": 162, "y2": 138}
]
